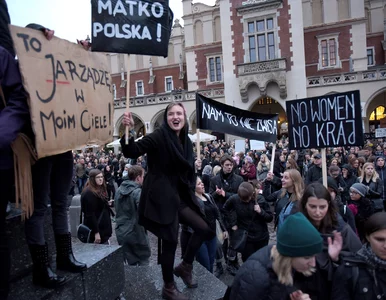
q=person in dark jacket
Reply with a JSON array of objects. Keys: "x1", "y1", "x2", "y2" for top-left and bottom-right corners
[
  {"x1": 201, "y1": 165, "x2": 213, "y2": 193},
  {"x1": 228, "y1": 213, "x2": 323, "y2": 300},
  {"x1": 375, "y1": 156, "x2": 386, "y2": 210},
  {"x1": 348, "y1": 183, "x2": 375, "y2": 242},
  {"x1": 81, "y1": 169, "x2": 113, "y2": 244},
  {"x1": 115, "y1": 165, "x2": 150, "y2": 266},
  {"x1": 305, "y1": 154, "x2": 323, "y2": 185},
  {"x1": 341, "y1": 164, "x2": 357, "y2": 202},
  {"x1": 121, "y1": 103, "x2": 214, "y2": 300},
  {"x1": 297, "y1": 183, "x2": 361, "y2": 300},
  {"x1": 209, "y1": 155, "x2": 243, "y2": 274},
  {"x1": 104, "y1": 165, "x2": 115, "y2": 200},
  {"x1": 0, "y1": 42, "x2": 30, "y2": 299},
  {"x1": 223, "y1": 182, "x2": 273, "y2": 262},
  {"x1": 321, "y1": 176, "x2": 356, "y2": 233},
  {"x1": 357, "y1": 162, "x2": 384, "y2": 212},
  {"x1": 331, "y1": 212, "x2": 386, "y2": 300}
]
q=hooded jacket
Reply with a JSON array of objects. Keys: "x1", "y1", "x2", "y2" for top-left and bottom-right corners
[{"x1": 115, "y1": 179, "x2": 150, "y2": 265}]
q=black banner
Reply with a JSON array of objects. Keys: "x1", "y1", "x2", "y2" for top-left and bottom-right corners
[
  {"x1": 196, "y1": 94, "x2": 278, "y2": 143},
  {"x1": 286, "y1": 90, "x2": 363, "y2": 150},
  {"x1": 91, "y1": 0, "x2": 173, "y2": 57}
]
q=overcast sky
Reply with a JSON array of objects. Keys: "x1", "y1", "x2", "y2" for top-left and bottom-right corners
[{"x1": 7, "y1": 0, "x2": 216, "y2": 43}]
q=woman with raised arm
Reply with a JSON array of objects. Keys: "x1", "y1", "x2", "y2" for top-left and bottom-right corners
[{"x1": 120, "y1": 103, "x2": 214, "y2": 300}]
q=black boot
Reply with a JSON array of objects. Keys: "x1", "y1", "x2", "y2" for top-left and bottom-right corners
[
  {"x1": 214, "y1": 262, "x2": 224, "y2": 278},
  {"x1": 28, "y1": 244, "x2": 66, "y2": 288},
  {"x1": 55, "y1": 233, "x2": 87, "y2": 272}
]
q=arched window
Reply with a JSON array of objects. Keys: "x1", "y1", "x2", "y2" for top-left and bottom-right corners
[
  {"x1": 194, "y1": 20, "x2": 204, "y2": 45},
  {"x1": 213, "y1": 17, "x2": 221, "y2": 42},
  {"x1": 312, "y1": 0, "x2": 323, "y2": 25},
  {"x1": 369, "y1": 106, "x2": 385, "y2": 121}
]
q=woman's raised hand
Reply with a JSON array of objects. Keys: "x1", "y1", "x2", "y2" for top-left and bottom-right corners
[{"x1": 123, "y1": 112, "x2": 135, "y2": 129}]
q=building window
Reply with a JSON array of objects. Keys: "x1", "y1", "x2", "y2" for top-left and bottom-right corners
[
  {"x1": 247, "y1": 17, "x2": 276, "y2": 63},
  {"x1": 367, "y1": 47, "x2": 375, "y2": 66},
  {"x1": 208, "y1": 56, "x2": 222, "y2": 83},
  {"x1": 165, "y1": 76, "x2": 173, "y2": 92},
  {"x1": 136, "y1": 81, "x2": 144, "y2": 96},
  {"x1": 317, "y1": 35, "x2": 340, "y2": 69}
]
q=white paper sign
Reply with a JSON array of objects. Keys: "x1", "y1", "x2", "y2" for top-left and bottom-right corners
[
  {"x1": 250, "y1": 140, "x2": 266, "y2": 150},
  {"x1": 375, "y1": 128, "x2": 386, "y2": 138}
]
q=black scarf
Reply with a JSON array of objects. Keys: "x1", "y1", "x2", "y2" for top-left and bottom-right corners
[
  {"x1": 357, "y1": 243, "x2": 386, "y2": 271},
  {"x1": 160, "y1": 111, "x2": 195, "y2": 190}
]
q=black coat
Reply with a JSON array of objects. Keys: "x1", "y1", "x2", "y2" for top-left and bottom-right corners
[
  {"x1": 332, "y1": 254, "x2": 386, "y2": 300},
  {"x1": 81, "y1": 188, "x2": 112, "y2": 243},
  {"x1": 209, "y1": 170, "x2": 244, "y2": 210},
  {"x1": 223, "y1": 194, "x2": 273, "y2": 242},
  {"x1": 120, "y1": 127, "x2": 201, "y2": 242},
  {"x1": 305, "y1": 164, "x2": 322, "y2": 185},
  {"x1": 230, "y1": 245, "x2": 297, "y2": 300}
]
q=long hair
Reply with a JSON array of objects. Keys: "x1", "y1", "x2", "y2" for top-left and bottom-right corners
[
  {"x1": 257, "y1": 154, "x2": 271, "y2": 172},
  {"x1": 84, "y1": 169, "x2": 108, "y2": 200},
  {"x1": 286, "y1": 157, "x2": 299, "y2": 170},
  {"x1": 271, "y1": 246, "x2": 315, "y2": 286},
  {"x1": 164, "y1": 102, "x2": 188, "y2": 137},
  {"x1": 359, "y1": 162, "x2": 379, "y2": 183},
  {"x1": 299, "y1": 183, "x2": 338, "y2": 233},
  {"x1": 280, "y1": 169, "x2": 304, "y2": 202}
]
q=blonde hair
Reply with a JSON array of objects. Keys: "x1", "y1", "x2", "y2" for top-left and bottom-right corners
[
  {"x1": 280, "y1": 169, "x2": 304, "y2": 201},
  {"x1": 359, "y1": 162, "x2": 379, "y2": 183},
  {"x1": 271, "y1": 246, "x2": 316, "y2": 286},
  {"x1": 213, "y1": 165, "x2": 222, "y2": 176},
  {"x1": 257, "y1": 154, "x2": 271, "y2": 172}
]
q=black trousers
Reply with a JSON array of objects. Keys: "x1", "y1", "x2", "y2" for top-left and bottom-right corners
[
  {"x1": 160, "y1": 206, "x2": 214, "y2": 284},
  {"x1": 0, "y1": 169, "x2": 14, "y2": 300}
]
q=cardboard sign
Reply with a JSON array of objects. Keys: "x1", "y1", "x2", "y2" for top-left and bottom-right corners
[
  {"x1": 196, "y1": 93, "x2": 278, "y2": 143},
  {"x1": 91, "y1": 0, "x2": 173, "y2": 57},
  {"x1": 286, "y1": 90, "x2": 363, "y2": 150},
  {"x1": 10, "y1": 25, "x2": 114, "y2": 158}
]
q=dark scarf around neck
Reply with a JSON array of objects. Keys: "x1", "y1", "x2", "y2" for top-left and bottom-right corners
[{"x1": 357, "y1": 243, "x2": 386, "y2": 271}]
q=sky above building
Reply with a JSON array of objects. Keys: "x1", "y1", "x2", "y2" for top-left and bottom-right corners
[{"x1": 7, "y1": 0, "x2": 216, "y2": 43}]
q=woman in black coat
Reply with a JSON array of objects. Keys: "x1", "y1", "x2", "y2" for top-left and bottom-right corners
[
  {"x1": 81, "y1": 169, "x2": 113, "y2": 244},
  {"x1": 332, "y1": 212, "x2": 386, "y2": 300},
  {"x1": 120, "y1": 103, "x2": 214, "y2": 300}
]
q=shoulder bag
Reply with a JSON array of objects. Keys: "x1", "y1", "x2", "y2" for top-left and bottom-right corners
[{"x1": 77, "y1": 209, "x2": 104, "y2": 243}]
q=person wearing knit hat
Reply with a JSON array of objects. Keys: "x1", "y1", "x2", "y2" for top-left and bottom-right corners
[
  {"x1": 228, "y1": 212, "x2": 323, "y2": 300},
  {"x1": 350, "y1": 183, "x2": 368, "y2": 197},
  {"x1": 348, "y1": 182, "x2": 375, "y2": 242},
  {"x1": 276, "y1": 212, "x2": 323, "y2": 257}
]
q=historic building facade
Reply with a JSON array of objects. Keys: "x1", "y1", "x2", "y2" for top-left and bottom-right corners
[{"x1": 111, "y1": 0, "x2": 386, "y2": 141}]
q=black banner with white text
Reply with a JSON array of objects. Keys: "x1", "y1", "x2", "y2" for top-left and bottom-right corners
[
  {"x1": 196, "y1": 94, "x2": 278, "y2": 143},
  {"x1": 286, "y1": 90, "x2": 363, "y2": 150},
  {"x1": 91, "y1": 0, "x2": 173, "y2": 57}
]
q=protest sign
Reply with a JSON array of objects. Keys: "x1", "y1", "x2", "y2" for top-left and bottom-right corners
[
  {"x1": 286, "y1": 90, "x2": 363, "y2": 150},
  {"x1": 235, "y1": 140, "x2": 245, "y2": 153},
  {"x1": 10, "y1": 25, "x2": 114, "y2": 158},
  {"x1": 250, "y1": 140, "x2": 266, "y2": 150},
  {"x1": 91, "y1": 0, "x2": 173, "y2": 57},
  {"x1": 376, "y1": 128, "x2": 386, "y2": 138},
  {"x1": 196, "y1": 94, "x2": 278, "y2": 143}
]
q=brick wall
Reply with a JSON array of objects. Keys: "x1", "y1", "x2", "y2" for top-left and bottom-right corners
[
  {"x1": 278, "y1": 0, "x2": 292, "y2": 70},
  {"x1": 304, "y1": 25, "x2": 352, "y2": 77},
  {"x1": 111, "y1": 66, "x2": 187, "y2": 98},
  {"x1": 194, "y1": 44, "x2": 223, "y2": 89},
  {"x1": 367, "y1": 34, "x2": 385, "y2": 66}
]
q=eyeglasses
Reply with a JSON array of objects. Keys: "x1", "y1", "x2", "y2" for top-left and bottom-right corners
[{"x1": 95, "y1": 176, "x2": 104, "y2": 179}]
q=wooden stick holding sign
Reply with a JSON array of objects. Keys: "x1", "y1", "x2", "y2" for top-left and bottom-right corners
[
  {"x1": 270, "y1": 144, "x2": 276, "y2": 173},
  {"x1": 125, "y1": 55, "x2": 131, "y2": 145},
  {"x1": 321, "y1": 148, "x2": 328, "y2": 188},
  {"x1": 196, "y1": 129, "x2": 201, "y2": 159}
]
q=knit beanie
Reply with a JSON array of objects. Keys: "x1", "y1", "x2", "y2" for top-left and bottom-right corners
[
  {"x1": 341, "y1": 164, "x2": 351, "y2": 171},
  {"x1": 277, "y1": 213, "x2": 323, "y2": 257},
  {"x1": 350, "y1": 183, "x2": 367, "y2": 197}
]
